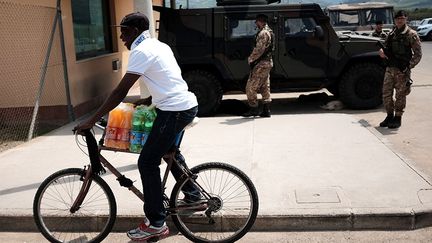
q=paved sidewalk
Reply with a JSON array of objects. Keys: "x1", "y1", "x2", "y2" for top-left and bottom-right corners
[{"x1": 1, "y1": 109, "x2": 432, "y2": 232}]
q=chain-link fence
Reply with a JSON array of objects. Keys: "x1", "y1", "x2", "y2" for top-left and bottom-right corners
[{"x1": 0, "y1": 1, "x2": 72, "y2": 152}]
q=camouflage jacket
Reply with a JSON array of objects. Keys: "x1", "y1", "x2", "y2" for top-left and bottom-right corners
[
  {"x1": 248, "y1": 24, "x2": 273, "y2": 65},
  {"x1": 385, "y1": 25, "x2": 422, "y2": 69}
]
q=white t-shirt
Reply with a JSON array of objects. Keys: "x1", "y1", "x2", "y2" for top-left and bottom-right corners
[{"x1": 127, "y1": 31, "x2": 197, "y2": 111}]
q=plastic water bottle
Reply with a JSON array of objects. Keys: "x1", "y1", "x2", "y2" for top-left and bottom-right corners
[
  {"x1": 130, "y1": 106, "x2": 145, "y2": 153},
  {"x1": 141, "y1": 106, "x2": 156, "y2": 147},
  {"x1": 104, "y1": 103, "x2": 133, "y2": 149},
  {"x1": 117, "y1": 103, "x2": 134, "y2": 150},
  {"x1": 104, "y1": 107, "x2": 121, "y2": 148}
]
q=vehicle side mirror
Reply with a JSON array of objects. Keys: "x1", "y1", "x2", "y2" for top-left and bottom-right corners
[{"x1": 314, "y1": 26, "x2": 324, "y2": 39}]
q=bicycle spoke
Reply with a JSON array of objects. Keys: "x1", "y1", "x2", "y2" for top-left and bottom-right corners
[{"x1": 171, "y1": 162, "x2": 258, "y2": 242}]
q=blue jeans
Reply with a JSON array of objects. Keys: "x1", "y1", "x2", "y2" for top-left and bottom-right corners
[{"x1": 138, "y1": 106, "x2": 198, "y2": 227}]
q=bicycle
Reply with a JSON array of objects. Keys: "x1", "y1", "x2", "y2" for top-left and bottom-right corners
[{"x1": 33, "y1": 121, "x2": 259, "y2": 243}]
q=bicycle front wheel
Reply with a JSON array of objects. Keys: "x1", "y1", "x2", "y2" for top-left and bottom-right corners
[
  {"x1": 33, "y1": 168, "x2": 117, "y2": 243},
  {"x1": 170, "y1": 162, "x2": 259, "y2": 243}
]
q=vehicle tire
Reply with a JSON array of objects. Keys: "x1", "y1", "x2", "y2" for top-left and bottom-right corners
[
  {"x1": 339, "y1": 63, "x2": 384, "y2": 109},
  {"x1": 33, "y1": 168, "x2": 116, "y2": 243},
  {"x1": 326, "y1": 82, "x2": 340, "y2": 97},
  {"x1": 183, "y1": 70, "x2": 223, "y2": 117},
  {"x1": 170, "y1": 162, "x2": 259, "y2": 243}
]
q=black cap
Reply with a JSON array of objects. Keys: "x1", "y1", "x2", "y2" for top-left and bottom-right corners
[
  {"x1": 375, "y1": 20, "x2": 383, "y2": 25},
  {"x1": 113, "y1": 12, "x2": 149, "y2": 31},
  {"x1": 256, "y1": 14, "x2": 268, "y2": 23},
  {"x1": 394, "y1": 10, "x2": 407, "y2": 18}
]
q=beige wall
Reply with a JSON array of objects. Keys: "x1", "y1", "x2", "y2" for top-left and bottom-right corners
[
  {"x1": 0, "y1": 0, "x2": 163, "y2": 118},
  {"x1": 62, "y1": 0, "x2": 133, "y2": 115}
]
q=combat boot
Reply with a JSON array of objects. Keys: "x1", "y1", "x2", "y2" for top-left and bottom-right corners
[
  {"x1": 388, "y1": 116, "x2": 402, "y2": 129},
  {"x1": 259, "y1": 103, "x2": 271, "y2": 118},
  {"x1": 379, "y1": 113, "x2": 394, "y2": 127},
  {"x1": 242, "y1": 106, "x2": 260, "y2": 117}
]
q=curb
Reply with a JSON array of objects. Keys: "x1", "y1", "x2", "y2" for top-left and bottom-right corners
[{"x1": 2, "y1": 209, "x2": 432, "y2": 232}]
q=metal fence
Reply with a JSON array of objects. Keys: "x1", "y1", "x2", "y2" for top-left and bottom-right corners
[{"x1": 0, "y1": 1, "x2": 73, "y2": 152}]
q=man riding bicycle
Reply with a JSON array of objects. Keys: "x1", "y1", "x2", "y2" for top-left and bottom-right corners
[{"x1": 74, "y1": 12, "x2": 199, "y2": 241}]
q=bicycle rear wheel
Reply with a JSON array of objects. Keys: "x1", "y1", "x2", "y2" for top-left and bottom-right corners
[
  {"x1": 33, "y1": 168, "x2": 116, "y2": 243},
  {"x1": 170, "y1": 162, "x2": 259, "y2": 243}
]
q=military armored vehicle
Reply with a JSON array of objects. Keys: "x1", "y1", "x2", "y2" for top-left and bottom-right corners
[
  {"x1": 154, "y1": 2, "x2": 385, "y2": 116},
  {"x1": 325, "y1": 2, "x2": 394, "y2": 35}
]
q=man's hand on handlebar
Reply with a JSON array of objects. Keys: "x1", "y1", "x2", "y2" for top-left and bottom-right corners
[{"x1": 73, "y1": 120, "x2": 95, "y2": 135}]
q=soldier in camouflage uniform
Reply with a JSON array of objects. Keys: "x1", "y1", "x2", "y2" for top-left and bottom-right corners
[
  {"x1": 243, "y1": 14, "x2": 274, "y2": 118},
  {"x1": 371, "y1": 20, "x2": 387, "y2": 39},
  {"x1": 379, "y1": 10, "x2": 422, "y2": 129}
]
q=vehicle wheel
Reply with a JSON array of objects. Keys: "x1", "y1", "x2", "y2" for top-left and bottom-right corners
[
  {"x1": 326, "y1": 82, "x2": 340, "y2": 97},
  {"x1": 339, "y1": 63, "x2": 384, "y2": 109},
  {"x1": 170, "y1": 162, "x2": 259, "y2": 243},
  {"x1": 33, "y1": 168, "x2": 117, "y2": 243},
  {"x1": 183, "y1": 70, "x2": 223, "y2": 117}
]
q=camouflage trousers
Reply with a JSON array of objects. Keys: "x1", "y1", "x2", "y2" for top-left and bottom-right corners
[
  {"x1": 382, "y1": 67, "x2": 412, "y2": 116},
  {"x1": 246, "y1": 61, "x2": 272, "y2": 107}
]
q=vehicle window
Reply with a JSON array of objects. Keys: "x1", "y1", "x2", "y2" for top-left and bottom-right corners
[
  {"x1": 229, "y1": 19, "x2": 256, "y2": 39},
  {"x1": 429, "y1": 20, "x2": 432, "y2": 24},
  {"x1": 72, "y1": 0, "x2": 113, "y2": 60},
  {"x1": 331, "y1": 10, "x2": 359, "y2": 26},
  {"x1": 284, "y1": 17, "x2": 317, "y2": 37},
  {"x1": 367, "y1": 8, "x2": 393, "y2": 24}
]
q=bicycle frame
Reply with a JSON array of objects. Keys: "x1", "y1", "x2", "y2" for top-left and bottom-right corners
[{"x1": 70, "y1": 143, "x2": 211, "y2": 216}]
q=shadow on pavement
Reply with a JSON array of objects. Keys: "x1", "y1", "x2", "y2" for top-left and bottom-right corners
[{"x1": 214, "y1": 92, "x2": 384, "y2": 117}]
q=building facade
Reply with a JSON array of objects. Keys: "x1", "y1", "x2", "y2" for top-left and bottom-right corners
[{"x1": 0, "y1": 0, "x2": 162, "y2": 141}]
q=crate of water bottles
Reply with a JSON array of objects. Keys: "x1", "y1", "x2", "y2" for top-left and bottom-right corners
[{"x1": 103, "y1": 102, "x2": 156, "y2": 153}]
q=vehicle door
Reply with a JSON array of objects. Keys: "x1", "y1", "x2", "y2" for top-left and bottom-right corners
[
  {"x1": 223, "y1": 13, "x2": 275, "y2": 84},
  {"x1": 277, "y1": 13, "x2": 328, "y2": 82}
]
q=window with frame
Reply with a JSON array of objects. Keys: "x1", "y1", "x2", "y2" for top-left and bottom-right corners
[
  {"x1": 333, "y1": 10, "x2": 359, "y2": 26},
  {"x1": 366, "y1": 9, "x2": 393, "y2": 25},
  {"x1": 229, "y1": 19, "x2": 256, "y2": 39},
  {"x1": 72, "y1": 0, "x2": 113, "y2": 60},
  {"x1": 284, "y1": 17, "x2": 317, "y2": 37}
]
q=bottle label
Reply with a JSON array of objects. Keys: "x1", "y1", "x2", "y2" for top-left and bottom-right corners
[
  {"x1": 141, "y1": 132, "x2": 150, "y2": 146},
  {"x1": 105, "y1": 126, "x2": 118, "y2": 140},
  {"x1": 130, "y1": 130, "x2": 143, "y2": 145},
  {"x1": 117, "y1": 128, "x2": 130, "y2": 142}
]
